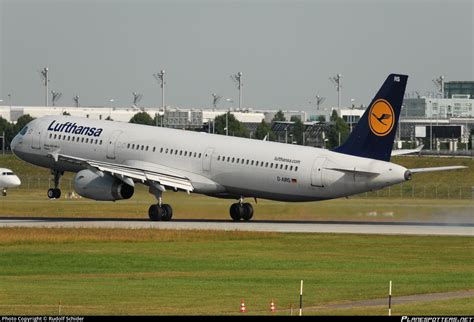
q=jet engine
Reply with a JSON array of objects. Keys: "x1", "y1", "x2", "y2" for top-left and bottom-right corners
[{"x1": 73, "y1": 169, "x2": 134, "y2": 201}]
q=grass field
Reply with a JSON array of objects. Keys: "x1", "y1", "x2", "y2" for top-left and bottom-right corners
[
  {"x1": 0, "y1": 229, "x2": 472, "y2": 316},
  {"x1": 1, "y1": 154, "x2": 473, "y2": 316}
]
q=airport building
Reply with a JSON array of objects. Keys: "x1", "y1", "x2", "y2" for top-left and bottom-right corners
[{"x1": 444, "y1": 81, "x2": 474, "y2": 99}]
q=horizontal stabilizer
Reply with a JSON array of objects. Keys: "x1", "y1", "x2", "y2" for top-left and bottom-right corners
[
  {"x1": 409, "y1": 166, "x2": 467, "y2": 173},
  {"x1": 391, "y1": 145, "x2": 424, "y2": 156},
  {"x1": 324, "y1": 166, "x2": 380, "y2": 176}
]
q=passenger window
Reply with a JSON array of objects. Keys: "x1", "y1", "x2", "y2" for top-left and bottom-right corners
[
  {"x1": 265, "y1": 162, "x2": 269, "y2": 167},
  {"x1": 227, "y1": 157, "x2": 230, "y2": 162},
  {"x1": 285, "y1": 165, "x2": 288, "y2": 170},
  {"x1": 217, "y1": 156, "x2": 220, "y2": 161},
  {"x1": 290, "y1": 165, "x2": 293, "y2": 171},
  {"x1": 295, "y1": 166, "x2": 298, "y2": 171},
  {"x1": 199, "y1": 153, "x2": 202, "y2": 158},
  {"x1": 100, "y1": 140, "x2": 103, "y2": 145},
  {"x1": 175, "y1": 150, "x2": 178, "y2": 155},
  {"x1": 251, "y1": 160, "x2": 254, "y2": 166},
  {"x1": 170, "y1": 149, "x2": 174, "y2": 154},
  {"x1": 194, "y1": 152, "x2": 197, "y2": 157},
  {"x1": 270, "y1": 163, "x2": 274, "y2": 168},
  {"x1": 185, "y1": 151, "x2": 188, "y2": 157},
  {"x1": 236, "y1": 158, "x2": 240, "y2": 163},
  {"x1": 241, "y1": 159, "x2": 244, "y2": 164},
  {"x1": 160, "y1": 148, "x2": 163, "y2": 153},
  {"x1": 180, "y1": 150, "x2": 183, "y2": 156}
]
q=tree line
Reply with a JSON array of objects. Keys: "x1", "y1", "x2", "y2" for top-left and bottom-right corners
[{"x1": 128, "y1": 110, "x2": 349, "y2": 148}]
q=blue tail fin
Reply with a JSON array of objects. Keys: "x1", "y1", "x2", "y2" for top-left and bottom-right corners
[{"x1": 333, "y1": 74, "x2": 408, "y2": 162}]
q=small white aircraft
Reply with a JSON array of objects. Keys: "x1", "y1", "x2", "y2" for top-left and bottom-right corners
[
  {"x1": 0, "y1": 168, "x2": 21, "y2": 196},
  {"x1": 10, "y1": 74, "x2": 465, "y2": 221}
]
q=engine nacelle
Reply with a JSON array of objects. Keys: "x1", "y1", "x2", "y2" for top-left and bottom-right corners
[{"x1": 73, "y1": 169, "x2": 134, "y2": 201}]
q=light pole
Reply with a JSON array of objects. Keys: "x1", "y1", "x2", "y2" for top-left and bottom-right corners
[
  {"x1": 109, "y1": 99, "x2": 114, "y2": 119},
  {"x1": 73, "y1": 95, "x2": 79, "y2": 108},
  {"x1": 432, "y1": 75, "x2": 445, "y2": 98},
  {"x1": 230, "y1": 72, "x2": 243, "y2": 109},
  {"x1": 329, "y1": 74, "x2": 342, "y2": 109},
  {"x1": 350, "y1": 98, "x2": 355, "y2": 132},
  {"x1": 212, "y1": 93, "x2": 222, "y2": 108},
  {"x1": 153, "y1": 69, "x2": 166, "y2": 113},
  {"x1": 225, "y1": 98, "x2": 233, "y2": 136},
  {"x1": 39, "y1": 67, "x2": 49, "y2": 106},
  {"x1": 315, "y1": 95, "x2": 326, "y2": 111},
  {"x1": 51, "y1": 91, "x2": 62, "y2": 107}
]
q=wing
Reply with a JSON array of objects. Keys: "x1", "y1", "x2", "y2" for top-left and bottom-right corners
[{"x1": 54, "y1": 153, "x2": 194, "y2": 192}]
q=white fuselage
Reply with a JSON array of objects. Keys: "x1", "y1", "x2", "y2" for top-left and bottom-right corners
[
  {"x1": 0, "y1": 168, "x2": 21, "y2": 190},
  {"x1": 11, "y1": 116, "x2": 409, "y2": 202}
]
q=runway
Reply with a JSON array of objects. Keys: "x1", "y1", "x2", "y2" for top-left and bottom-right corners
[{"x1": 0, "y1": 217, "x2": 472, "y2": 236}]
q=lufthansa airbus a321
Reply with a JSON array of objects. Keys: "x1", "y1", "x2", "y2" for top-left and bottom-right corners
[{"x1": 10, "y1": 74, "x2": 466, "y2": 221}]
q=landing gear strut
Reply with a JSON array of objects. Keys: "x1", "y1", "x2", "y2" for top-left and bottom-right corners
[
  {"x1": 47, "y1": 169, "x2": 63, "y2": 199},
  {"x1": 148, "y1": 184, "x2": 173, "y2": 221},
  {"x1": 229, "y1": 199, "x2": 254, "y2": 221}
]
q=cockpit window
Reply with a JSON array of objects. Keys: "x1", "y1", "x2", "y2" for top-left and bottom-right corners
[{"x1": 19, "y1": 126, "x2": 28, "y2": 136}]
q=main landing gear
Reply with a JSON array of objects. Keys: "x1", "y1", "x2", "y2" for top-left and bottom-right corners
[
  {"x1": 148, "y1": 184, "x2": 173, "y2": 221},
  {"x1": 229, "y1": 199, "x2": 254, "y2": 221},
  {"x1": 148, "y1": 203, "x2": 173, "y2": 221},
  {"x1": 47, "y1": 170, "x2": 63, "y2": 199}
]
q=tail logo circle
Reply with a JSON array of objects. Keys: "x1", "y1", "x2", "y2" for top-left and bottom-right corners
[{"x1": 368, "y1": 99, "x2": 395, "y2": 136}]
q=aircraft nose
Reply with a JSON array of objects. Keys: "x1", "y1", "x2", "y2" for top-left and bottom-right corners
[
  {"x1": 10, "y1": 133, "x2": 20, "y2": 155},
  {"x1": 13, "y1": 176, "x2": 21, "y2": 187}
]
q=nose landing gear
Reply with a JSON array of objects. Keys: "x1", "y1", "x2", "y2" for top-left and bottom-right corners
[{"x1": 47, "y1": 170, "x2": 63, "y2": 199}]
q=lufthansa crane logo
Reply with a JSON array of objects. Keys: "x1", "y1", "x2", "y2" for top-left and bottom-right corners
[{"x1": 368, "y1": 99, "x2": 395, "y2": 136}]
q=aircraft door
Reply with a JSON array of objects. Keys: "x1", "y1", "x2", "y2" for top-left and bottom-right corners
[
  {"x1": 311, "y1": 157, "x2": 326, "y2": 187},
  {"x1": 31, "y1": 128, "x2": 42, "y2": 150},
  {"x1": 202, "y1": 147, "x2": 214, "y2": 171},
  {"x1": 106, "y1": 130, "x2": 122, "y2": 159}
]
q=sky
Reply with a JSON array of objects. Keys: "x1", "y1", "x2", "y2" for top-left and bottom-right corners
[{"x1": 0, "y1": 0, "x2": 473, "y2": 114}]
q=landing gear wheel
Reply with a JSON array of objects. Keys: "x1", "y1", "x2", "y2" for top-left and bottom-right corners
[
  {"x1": 242, "y1": 203, "x2": 254, "y2": 221},
  {"x1": 161, "y1": 204, "x2": 173, "y2": 221},
  {"x1": 47, "y1": 188, "x2": 61, "y2": 199},
  {"x1": 230, "y1": 203, "x2": 243, "y2": 221},
  {"x1": 148, "y1": 204, "x2": 164, "y2": 221}
]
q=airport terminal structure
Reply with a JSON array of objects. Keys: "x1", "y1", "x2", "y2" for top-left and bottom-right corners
[{"x1": 1, "y1": 80, "x2": 473, "y2": 154}]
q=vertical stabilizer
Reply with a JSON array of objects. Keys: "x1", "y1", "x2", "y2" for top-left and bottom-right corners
[{"x1": 333, "y1": 74, "x2": 408, "y2": 161}]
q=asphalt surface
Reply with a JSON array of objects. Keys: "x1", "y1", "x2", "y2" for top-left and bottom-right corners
[{"x1": 0, "y1": 217, "x2": 472, "y2": 236}]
